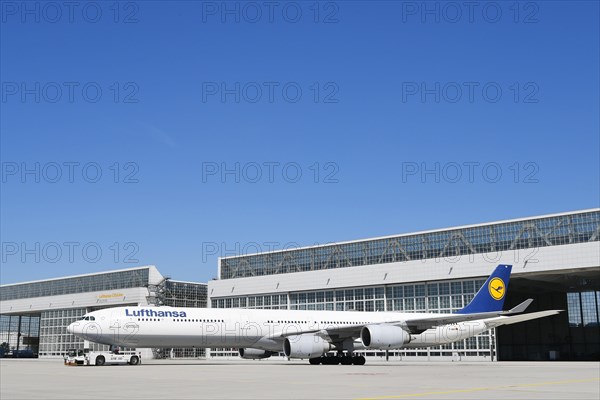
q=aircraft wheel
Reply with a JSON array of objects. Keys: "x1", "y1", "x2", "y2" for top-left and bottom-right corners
[
  {"x1": 323, "y1": 355, "x2": 339, "y2": 365},
  {"x1": 95, "y1": 356, "x2": 105, "y2": 366},
  {"x1": 341, "y1": 356, "x2": 353, "y2": 365},
  {"x1": 309, "y1": 357, "x2": 321, "y2": 365},
  {"x1": 352, "y1": 355, "x2": 366, "y2": 365}
]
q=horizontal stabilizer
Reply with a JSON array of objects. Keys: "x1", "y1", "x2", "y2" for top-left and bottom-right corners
[
  {"x1": 484, "y1": 310, "x2": 562, "y2": 329},
  {"x1": 505, "y1": 299, "x2": 534, "y2": 314}
]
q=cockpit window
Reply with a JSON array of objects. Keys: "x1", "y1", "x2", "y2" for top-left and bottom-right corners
[{"x1": 79, "y1": 316, "x2": 95, "y2": 321}]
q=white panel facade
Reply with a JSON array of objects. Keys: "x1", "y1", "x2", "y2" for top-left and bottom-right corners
[{"x1": 0, "y1": 287, "x2": 150, "y2": 315}]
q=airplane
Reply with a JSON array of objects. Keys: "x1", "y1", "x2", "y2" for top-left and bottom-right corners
[{"x1": 67, "y1": 264, "x2": 561, "y2": 365}]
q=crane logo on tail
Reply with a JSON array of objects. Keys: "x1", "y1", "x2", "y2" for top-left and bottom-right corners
[{"x1": 488, "y1": 277, "x2": 506, "y2": 300}]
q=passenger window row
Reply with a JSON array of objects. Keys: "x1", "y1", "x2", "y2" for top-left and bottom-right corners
[
  {"x1": 136, "y1": 318, "x2": 225, "y2": 323},
  {"x1": 266, "y1": 320, "x2": 372, "y2": 325}
]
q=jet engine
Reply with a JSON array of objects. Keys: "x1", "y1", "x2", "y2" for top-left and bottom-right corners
[
  {"x1": 360, "y1": 324, "x2": 411, "y2": 349},
  {"x1": 238, "y1": 348, "x2": 274, "y2": 359},
  {"x1": 283, "y1": 334, "x2": 332, "y2": 358}
]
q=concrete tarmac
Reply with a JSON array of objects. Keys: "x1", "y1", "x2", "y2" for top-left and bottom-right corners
[{"x1": 1, "y1": 358, "x2": 599, "y2": 399}]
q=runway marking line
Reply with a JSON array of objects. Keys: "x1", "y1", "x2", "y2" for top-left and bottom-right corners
[{"x1": 356, "y1": 377, "x2": 600, "y2": 399}]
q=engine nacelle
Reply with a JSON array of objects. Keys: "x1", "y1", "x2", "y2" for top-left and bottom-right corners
[
  {"x1": 238, "y1": 348, "x2": 274, "y2": 359},
  {"x1": 360, "y1": 324, "x2": 411, "y2": 349},
  {"x1": 283, "y1": 334, "x2": 332, "y2": 358}
]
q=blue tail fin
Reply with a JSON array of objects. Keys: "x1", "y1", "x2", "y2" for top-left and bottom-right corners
[{"x1": 456, "y1": 264, "x2": 512, "y2": 314}]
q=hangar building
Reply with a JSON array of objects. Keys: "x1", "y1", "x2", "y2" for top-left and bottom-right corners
[
  {"x1": 209, "y1": 209, "x2": 600, "y2": 361},
  {"x1": 0, "y1": 265, "x2": 207, "y2": 358}
]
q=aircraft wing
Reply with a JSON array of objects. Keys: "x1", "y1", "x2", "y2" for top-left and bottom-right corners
[
  {"x1": 267, "y1": 311, "x2": 499, "y2": 339},
  {"x1": 269, "y1": 323, "x2": 365, "y2": 341},
  {"x1": 268, "y1": 299, "x2": 539, "y2": 339}
]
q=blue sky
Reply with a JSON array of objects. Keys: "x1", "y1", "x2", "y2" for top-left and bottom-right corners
[{"x1": 1, "y1": 1, "x2": 599, "y2": 284}]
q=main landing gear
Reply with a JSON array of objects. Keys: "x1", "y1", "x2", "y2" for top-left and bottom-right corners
[{"x1": 308, "y1": 353, "x2": 366, "y2": 365}]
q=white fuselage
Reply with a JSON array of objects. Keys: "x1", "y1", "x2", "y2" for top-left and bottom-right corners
[{"x1": 69, "y1": 306, "x2": 490, "y2": 352}]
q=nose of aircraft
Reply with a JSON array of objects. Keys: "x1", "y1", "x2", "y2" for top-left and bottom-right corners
[{"x1": 66, "y1": 322, "x2": 76, "y2": 334}]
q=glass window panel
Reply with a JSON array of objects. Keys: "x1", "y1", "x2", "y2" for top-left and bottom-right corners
[
  {"x1": 581, "y1": 291, "x2": 598, "y2": 326},
  {"x1": 451, "y1": 282, "x2": 462, "y2": 294},
  {"x1": 439, "y1": 283, "x2": 450, "y2": 295},
  {"x1": 463, "y1": 281, "x2": 474, "y2": 293},
  {"x1": 428, "y1": 297, "x2": 438, "y2": 310},
  {"x1": 393, "y1": 299, "x2": 402, "y2": 311},
  {"x1": 427, "y1": 283, "x2": 438, "y2": 296},
  {"x1": 478, "y1": 335, "x2": 490, "y2": 348},
  {"x1": 414, "y1": 285, "x2": 425, "y2": 297},
  {"x1": 452, "y1": 295, "x2": 463, "y2": 309},
  {"x1": 440, "y1": 296, "x2": 450, "y2": 308},
  {"x1": 567, "y1": 292, "x2": 582, "y2": 327},
  {"x1": 393, "y1": 286, "x2": 403, "y2": 298}
]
